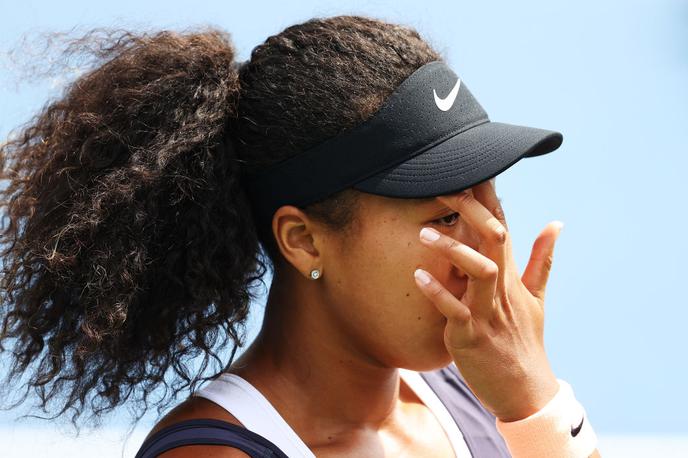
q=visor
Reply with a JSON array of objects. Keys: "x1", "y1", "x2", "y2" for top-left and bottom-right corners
[{"x1": 242, "y1": 60, "x2": 562, "y2": 227}]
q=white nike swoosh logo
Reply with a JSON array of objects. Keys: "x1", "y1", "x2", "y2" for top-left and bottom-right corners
[{"x1": 433, "y1": 78, "x2": 461, "y2": 111}]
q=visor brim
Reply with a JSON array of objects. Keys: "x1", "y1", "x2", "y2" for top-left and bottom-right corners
[{"x1": 352, "y1": 121, "x2": 563, "y2": 198}]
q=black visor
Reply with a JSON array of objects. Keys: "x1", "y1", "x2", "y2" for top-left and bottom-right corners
[{"x1": 242, "y1": 60, "x2": 563, "y2": 227}]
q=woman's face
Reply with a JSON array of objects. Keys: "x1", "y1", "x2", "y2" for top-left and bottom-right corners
[{"x1": 319, "y1": 179, "x2": 493, "y2": 372}]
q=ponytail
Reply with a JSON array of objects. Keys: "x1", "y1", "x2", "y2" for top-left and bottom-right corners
[
  {"x1": 0, "y1": 28, "x2": 266, "y2": 430},
  {"x1": 0, "y1": 15, "x2": 445, "y2": 432}
]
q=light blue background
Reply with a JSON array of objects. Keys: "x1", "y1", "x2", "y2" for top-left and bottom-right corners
[{"x1": 1, "y1": 0, "x2": 686, "y2": 451}]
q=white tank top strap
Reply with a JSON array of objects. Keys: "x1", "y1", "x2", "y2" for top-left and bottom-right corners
[
  {"x1": 193, "y1": 369, "x2": 473, "y2": 457},
  {"x1": 193, "y1": 372, "x2": 316, "y2": 457}
]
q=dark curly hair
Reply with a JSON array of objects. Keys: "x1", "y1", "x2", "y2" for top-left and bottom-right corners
[{"x1": 0, "y1": 15, "x2": 442, "y2": 432}]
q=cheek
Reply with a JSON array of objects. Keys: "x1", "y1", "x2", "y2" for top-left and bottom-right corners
[
  {"x1": 348, "y1": 221, "x2": 467, "y2": 310},
  {"x1": 356, "y1": 232, "x2": 451, "y2": 330},
  {"x1": 376, "y1": 239, "x2": 455, "y2": 365},
  {"x1": 326, "y1": 225, "x2": 457, "y2": 366}
]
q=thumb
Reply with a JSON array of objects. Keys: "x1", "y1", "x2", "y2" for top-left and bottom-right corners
[{"x1": 521, "y1": 221, "x2": 564, "y2": 302}]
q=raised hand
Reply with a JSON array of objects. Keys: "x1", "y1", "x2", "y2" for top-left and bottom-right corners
[{"x1": 413, "y1": 179, "x2": 564, "y2": 422}]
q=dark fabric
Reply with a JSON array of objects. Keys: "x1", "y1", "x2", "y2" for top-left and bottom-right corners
[
  {"x1": 133, "y1": 417, "x2": 289, "y2": 458},
  {"x1": 242, "y1": 59, "x2": 563, "y2": 231},
  {"x1": 133, "y1": 363, "x2": 511, "y2": 457},
  {"x1": 419, "y1": 363, "x2": 512, "y2": 457}
]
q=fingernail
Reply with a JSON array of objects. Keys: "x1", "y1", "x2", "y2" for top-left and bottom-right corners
[
  {"x1": 553, "y1": 221, "x2": 564, "y2": 232},
  {"x1": 414, "y1": 268, "x2": 432, "y2": 285},
  {"x1": 420, "y1": 227, "x2": 440, "y2": 242}
]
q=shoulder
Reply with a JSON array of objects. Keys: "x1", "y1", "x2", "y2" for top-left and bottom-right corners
[
  {"x1": 144, "y1": 395, "x2": 246, "y2": 440},
  {"x1": 144, "y1": 395, "x2": 251, "y2": 458}
]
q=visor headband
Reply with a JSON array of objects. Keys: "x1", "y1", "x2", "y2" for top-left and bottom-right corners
[{"x1": 241, "y1": 60, "x2": 489, "y2": 227}]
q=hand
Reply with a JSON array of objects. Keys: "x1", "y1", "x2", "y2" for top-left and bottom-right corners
[{"x1": 413, "y1": 179, "x2": 564, "y2": 422}]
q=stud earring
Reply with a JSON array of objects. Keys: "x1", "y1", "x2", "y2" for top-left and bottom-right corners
[{"x1": 310, "y1": 269, "x2": 321, "y2": 280}]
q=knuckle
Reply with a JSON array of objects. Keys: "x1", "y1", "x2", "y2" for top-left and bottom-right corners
[
  {"x1": 450, "y1": 306, "x2": 471, "y2": 323},
  {"x1": 469, "y1": 330, "x2": 488, "y2": 348},
  {"x1": 490, "y1": 224, "x2": 507, "y2": 245},
  {"x1": 447, "y1": 238, "x2": 461, "y2": 251},
  {"x1": 478, "y1": 260, "x2": 499, "y2": 279}
]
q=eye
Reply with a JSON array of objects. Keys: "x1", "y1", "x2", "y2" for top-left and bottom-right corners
[{"x1": 432, "y1": 212, "x2": 460, "y2": 227}]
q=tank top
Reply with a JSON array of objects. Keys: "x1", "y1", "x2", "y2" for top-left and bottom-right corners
[{"x1": 134, "y1": 362, "x2": 511, "y2": 457}]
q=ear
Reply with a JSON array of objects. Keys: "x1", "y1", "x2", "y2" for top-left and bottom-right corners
[{"x1": 271, "y1": 205, "x2": 324, "y2": 278}]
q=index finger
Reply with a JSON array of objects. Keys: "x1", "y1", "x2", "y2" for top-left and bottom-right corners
[
  {"x1": 471, "y1": 178, "x2": 519, "y2": 279},
  {"x1": 436, "y1": 190, "x2": 507, "y2": 249},
  {"x1": 473, "y1": 177, "x2": 508, "y2": 231},
  {"x1": 436, "y1": 189, "x2": 508, "y2": 293}
]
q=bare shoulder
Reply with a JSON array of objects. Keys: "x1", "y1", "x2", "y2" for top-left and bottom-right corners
[
  {"x1": 144, "y1": 395, "x2": 251, "y2": 458},
  {"x1": 144, "y1": 395, "x2": 246, "y2": 439}
]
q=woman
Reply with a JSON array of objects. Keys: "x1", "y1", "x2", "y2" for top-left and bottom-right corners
[{"x1": 0, "y1": 15, "x2": 600, "y2": 457}]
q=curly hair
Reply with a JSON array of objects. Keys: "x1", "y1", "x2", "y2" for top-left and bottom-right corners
[{"x1": 0, "y1": 15, "x2": 442, "y2": 431}]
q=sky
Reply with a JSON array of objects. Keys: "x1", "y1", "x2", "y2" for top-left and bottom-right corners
[{"x1": 1, "y1": 0, "x2": 687, "y2": 456}]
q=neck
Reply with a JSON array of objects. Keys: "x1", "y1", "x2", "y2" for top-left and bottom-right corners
[{"x1": 227, "y1": 266, "x2": 413, "y2": 446}]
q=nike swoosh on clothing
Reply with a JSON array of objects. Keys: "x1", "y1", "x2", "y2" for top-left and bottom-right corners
[
  {"x1": 571, "y1": 414, "x2": 585, "y2": 437},
  {"x1": 433, "y1": 78, "x2": 461, "y2": 111}
]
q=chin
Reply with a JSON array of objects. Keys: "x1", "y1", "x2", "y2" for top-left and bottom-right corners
[{"x1": 401, "y1": 340, "x2": 454, "y2": 373}]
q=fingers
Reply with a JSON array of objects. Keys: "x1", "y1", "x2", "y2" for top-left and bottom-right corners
[
  {"x1": 437, "y1": 189, "x2": 509, "y2": 294},
  {"x1": 473, "y1": 178, "x2": 508, "y2": 230},
  {"x1": 521, "y1": 221, "x2": 564, "y2": 303},
  {"x1": 413, "y1": 267, "x2": 476, "y2": 346},
  {"x1": 438, "y1": 190, "x2": 506, "y2": 245},
  {"x1": 470, "y1": 179, "x2": 519, "y2": 287},
  {"x1": 418, "y1": 227, "x2": 498, "y2": 319}
]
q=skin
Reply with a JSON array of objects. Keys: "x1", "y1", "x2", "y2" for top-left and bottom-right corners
[{"x1": 152, "y1": 176, "x2": 601, "y2": 457}]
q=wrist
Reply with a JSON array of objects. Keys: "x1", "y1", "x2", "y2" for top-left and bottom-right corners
[
  {"x1": 495, "y1": 371, "x2": 560, "y2": 422},
  {"x1": 495, "y1": 379, "x2": 598, "y2": 458}
]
